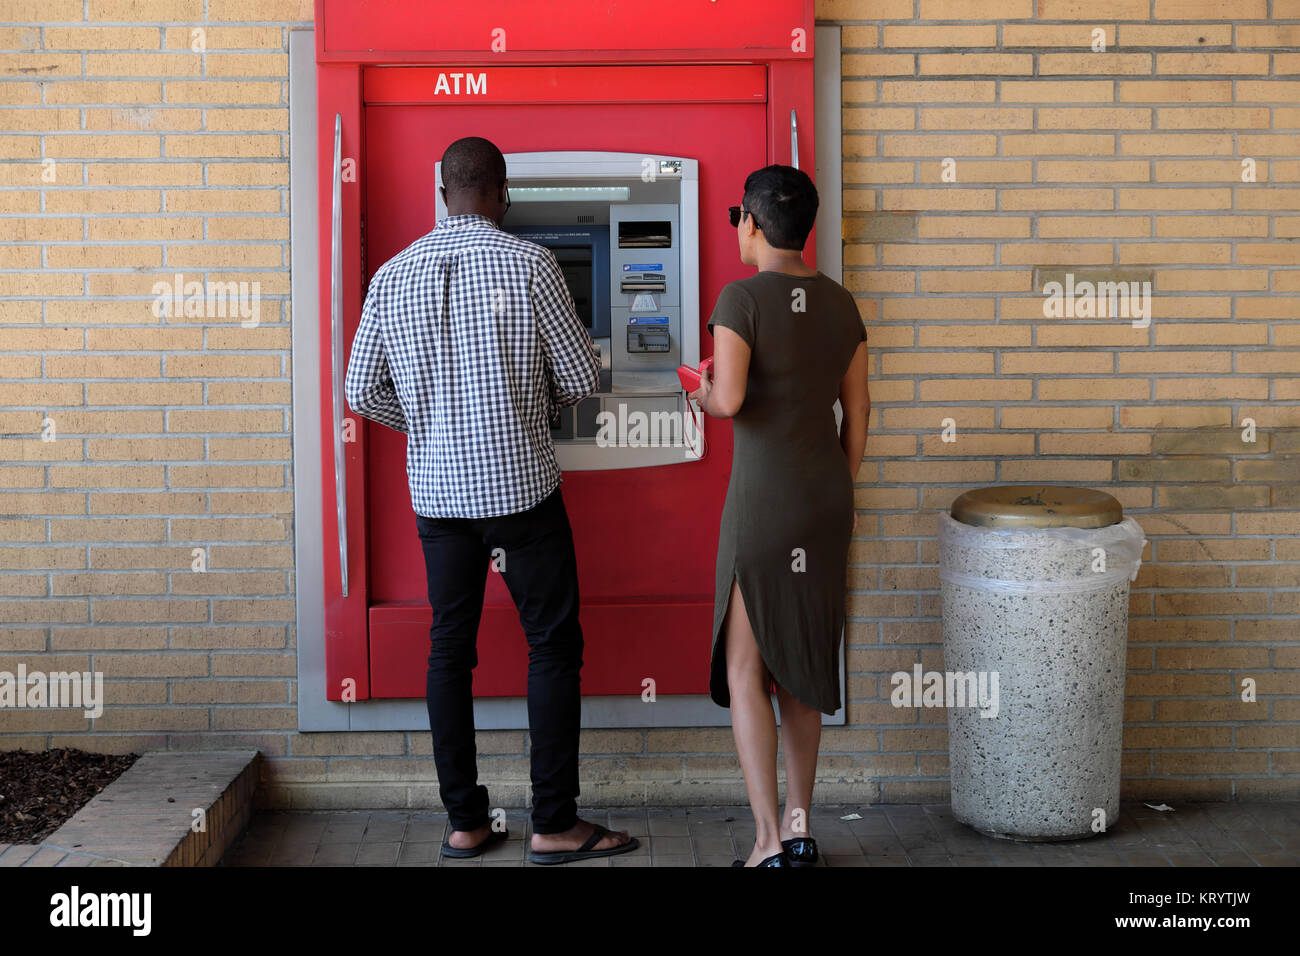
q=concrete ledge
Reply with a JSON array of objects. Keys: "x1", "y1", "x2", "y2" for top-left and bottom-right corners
[
  {"x1": 0, "y1": 750, "x2": 260, "y2": 867},
  {"x1": 256, "y1": 778, "x2": 894, "y2": 810}
]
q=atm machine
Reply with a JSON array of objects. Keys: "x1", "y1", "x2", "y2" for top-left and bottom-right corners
[
  {"x1": 436, "y1": 152, "x2": 702, "y2": 467},
  {"x1": 312, "y1": 0, "x2": 818, "y2": 723}
]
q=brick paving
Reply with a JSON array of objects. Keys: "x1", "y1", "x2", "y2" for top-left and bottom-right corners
[
  {"x1": 215, "y1": 801, "x2": 1300, "y2": 867},
  {"x1": 0, "y1": 843, "x2": 128, "y2": 867}
]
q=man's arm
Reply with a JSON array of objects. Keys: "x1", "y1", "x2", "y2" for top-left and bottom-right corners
[
  {"x1": 532, "y1": 248, "x2": 599, "y2": 407},
  {"x1": 344, "y1": 280, "x2": 409, "y2": 433}
]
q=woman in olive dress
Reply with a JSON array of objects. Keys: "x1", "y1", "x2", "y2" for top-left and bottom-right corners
[{"x1": 688, "y1": 165, "x2": 870, "y2": 868}]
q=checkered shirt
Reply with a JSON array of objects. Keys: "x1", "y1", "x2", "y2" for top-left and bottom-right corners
[{"x1": 344, "y1": 213, "x2": 600, "y2": 518}]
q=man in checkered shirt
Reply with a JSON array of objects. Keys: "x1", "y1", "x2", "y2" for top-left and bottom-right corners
[{"x1": 345, "y1": 137, "x2": 637, "y2": 864}]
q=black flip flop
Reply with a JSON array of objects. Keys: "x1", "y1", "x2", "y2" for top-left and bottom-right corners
[
  {"x1": 441, "y1": 827, "x2": 509, "y2": 859},
  {"x1": 527, "y1": 824, "x2": 640, "y2": 865}
]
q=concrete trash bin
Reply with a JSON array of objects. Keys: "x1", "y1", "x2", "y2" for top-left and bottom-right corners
[{"x1": 937, "y1": 485, "x2": 1146, "y2": 841}]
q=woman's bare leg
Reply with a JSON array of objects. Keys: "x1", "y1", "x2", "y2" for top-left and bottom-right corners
[
  {"x1": 775, "y1": 684, "x2": 822, "y2": 842},
  {"x1": 724, "y1": 578, "x2": 783, "y2": 866}
]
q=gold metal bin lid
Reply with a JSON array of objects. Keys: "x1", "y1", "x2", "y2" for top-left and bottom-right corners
[{"x1": 950, "y1": 485, "x2": 1123, "y2": 530}]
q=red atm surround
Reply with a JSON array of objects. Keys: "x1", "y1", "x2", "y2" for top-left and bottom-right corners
[{"x1": 316, "y1": 0, "x2": 816, "y2": 702}]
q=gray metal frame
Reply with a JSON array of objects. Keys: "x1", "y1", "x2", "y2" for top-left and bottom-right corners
[{"x1": 291, "y1": 29, "x2": 846, "y2": 730}]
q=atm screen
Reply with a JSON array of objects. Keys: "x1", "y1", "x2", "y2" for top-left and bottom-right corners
[
  {"x1": 505, "y1": 224, "x2": 609, "y2": 338},
  {"x1": 551, "y1": 246, "x2": 593, "y2": 329}
]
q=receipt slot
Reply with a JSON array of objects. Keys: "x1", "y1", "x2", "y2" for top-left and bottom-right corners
[
  {"x1": 435, "y1": 152, "x2": 702, "y2": 467},
  {"x1": 314, "y1": 0, "x2": 816, "y2": 710}
]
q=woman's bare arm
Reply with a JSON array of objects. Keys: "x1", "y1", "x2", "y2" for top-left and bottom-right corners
[
  {"x1": 839, "y1": 340, "x2": 870, "y2": 480},
  {"x1": 689, "y1": 325, "x2": 750, "y2": 419}
]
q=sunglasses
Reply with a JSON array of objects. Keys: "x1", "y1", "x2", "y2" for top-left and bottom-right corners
[{"x1": 728, "y1": 205, "x2": 762, "y2": 231}]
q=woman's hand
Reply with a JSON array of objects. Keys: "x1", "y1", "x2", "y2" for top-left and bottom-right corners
[{"x1": 686, "y1": 364, "x2": 713, "y2": 412}]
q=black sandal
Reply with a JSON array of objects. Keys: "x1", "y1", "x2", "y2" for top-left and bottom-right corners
[
  {"x1": 731, "y1": 851, "x2": 787, "y2": 867},
  {"x1": 441, "y1": 827, "x2": 509, "y2": 859},
  {"x1": 782, "y1": 837, "x2": 818, "y2": 867},
  {"x1": 528, "y1": 823, "x2": 639, "y2": 865}
]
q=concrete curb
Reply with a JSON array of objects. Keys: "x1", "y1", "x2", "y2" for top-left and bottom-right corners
[{"x1": 0, "y1": 750, "x2": 260, "y2": 867}]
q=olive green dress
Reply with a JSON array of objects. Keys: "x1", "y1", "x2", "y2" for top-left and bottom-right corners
[{"x1": 707, "y1": 270, "x2": 867, "y2": 716}]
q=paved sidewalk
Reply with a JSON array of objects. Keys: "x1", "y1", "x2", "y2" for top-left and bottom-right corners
[
  {"x1": 218, "y1": 801, "x2": 1300, "y2": 867},
  {"x1": 0, "y1": 843, "x2": 127, "y2": 867}
]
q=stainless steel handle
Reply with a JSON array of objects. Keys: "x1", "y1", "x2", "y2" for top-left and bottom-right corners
[
  {"x1": 330, "y1": 114, "x2": 349, "y2": 598},
  {"x1": 790, "y1": 109, "x2": 799, "y2": 170}
]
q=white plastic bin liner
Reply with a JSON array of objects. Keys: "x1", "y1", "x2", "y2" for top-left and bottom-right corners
[{"x1": 938, "y1": 511, "x2": 1146, "y2": 595}]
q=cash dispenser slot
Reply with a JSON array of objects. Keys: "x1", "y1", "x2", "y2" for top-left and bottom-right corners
[{"x1": 620, "y1": 273, "x2": 667, "y2": 294}]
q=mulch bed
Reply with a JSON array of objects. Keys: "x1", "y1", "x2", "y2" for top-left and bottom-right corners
[{"x1": 0, "y1": 749, "x2": 139, "y2": 844}]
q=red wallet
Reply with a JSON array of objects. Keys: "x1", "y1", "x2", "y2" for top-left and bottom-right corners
[{"x1": 676, "y1": 357, "x2": 714, "y2": 392}]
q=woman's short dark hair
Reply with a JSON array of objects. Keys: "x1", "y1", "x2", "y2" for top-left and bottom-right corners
[{"x1": 742, "y1": 165, "x2": 819, "y2": 251}]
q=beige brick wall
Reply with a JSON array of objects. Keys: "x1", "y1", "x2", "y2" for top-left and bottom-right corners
[
  {"x1": 0, "y1": 0, "x2": 1296, "y2": 808},
  {"x1": 835, "y1": 0, "x2": 1299, "y2": 804}
]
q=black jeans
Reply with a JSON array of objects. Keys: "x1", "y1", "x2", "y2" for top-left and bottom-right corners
[{"x1": 415, "y1": 486, "x2": 584, "y2": 835}]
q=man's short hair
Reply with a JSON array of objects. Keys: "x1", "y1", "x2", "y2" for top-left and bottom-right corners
[
  {"x1": 441, "y1": 136, "x2": 507, "y2": 197},
  {"x1": 742, "y1": 164, "x2": 819, "y2": 251}
]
